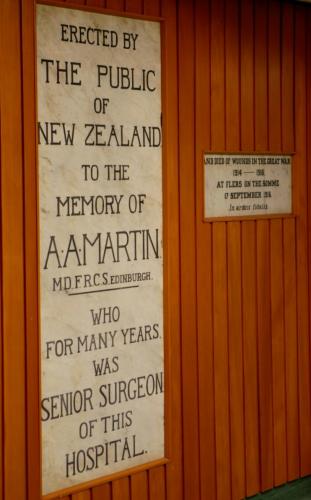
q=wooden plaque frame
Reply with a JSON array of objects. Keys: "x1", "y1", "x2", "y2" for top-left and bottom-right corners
[{"x1": 22, "y1": 2, "x2": 179, "y2": 498}]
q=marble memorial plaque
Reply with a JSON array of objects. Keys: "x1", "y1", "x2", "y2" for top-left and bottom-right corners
[
  {"x1": 37, "y1": 5, "x2": 163, "y2": 495},
  {"x1": 204, "y1": 153, "x2": 292, "y2": 218}
]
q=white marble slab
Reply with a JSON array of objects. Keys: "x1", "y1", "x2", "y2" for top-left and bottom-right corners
[
  {"x1": 204, "y1": 153, "x2": 292, "y2": 218},
  {"x1": 37, "y1": 5, "x2": 163, "y2": 495}
]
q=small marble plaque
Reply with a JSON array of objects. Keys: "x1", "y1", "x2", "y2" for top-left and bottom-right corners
[
  {"x1": 204, "y1": 153, "x2": 292, "y2": 218},
  {"x1": 37, "y1": 5, "x2": 163, "y2": 495}
]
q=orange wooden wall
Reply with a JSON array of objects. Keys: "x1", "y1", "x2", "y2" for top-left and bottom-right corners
[
  {"x1": 1, "y1": 0, "x2": 311, "y2": 500},
  {"x1": 1, "y1": 1, "x2": 183, "y2": 500},
  {"x1": 179, "y1": 0, "x2": 311, "y2": 499}
]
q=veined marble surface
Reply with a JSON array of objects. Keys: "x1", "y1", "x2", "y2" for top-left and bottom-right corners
[
  {"x1": 37, "y1": 4, "x2": 163, "y2": 495},
  {"x1": 204, "y1": 153, "x2": 292, "y2": 218}
]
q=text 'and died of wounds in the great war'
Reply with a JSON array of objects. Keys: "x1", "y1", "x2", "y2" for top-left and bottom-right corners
[
  {"x1": 204, "y1": 153, "x2": 292, "y2": 218},
  {"x1": 37, "y1": 5, "x2": 163, "y2": 495}
]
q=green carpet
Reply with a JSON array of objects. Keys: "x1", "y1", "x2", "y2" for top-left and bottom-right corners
[{"x1": 246, "y1": 477, "x2": 311, "y2": 499}]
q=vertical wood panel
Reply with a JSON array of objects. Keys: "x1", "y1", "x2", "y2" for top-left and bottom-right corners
[
  {"x1": 178, "y1": 1, "x2": 200, "y2": 500},
  {"x1": 72, "y1": 491, "x2": 91, "y2": 500},
  {"x1": 125, "y1": 0, "x2": 142, "y2": 13},
  {"x1": 0, "y1": 23, "x2": 3, "y2": 493},
  {"x1": 225, "y1": 1, "x2": 245, "y2": 498},
  {"x1": 106, "y1": 0, "x2": 124, "y2": 10},
  {"x1": 227, "y1": 222, "x2": 245, "y2": 500},
  {"x1": 283, "y1": 218, "x2": 299, "y2": 481},
  {"x1": 210, "y1": 2, "x2": 231, "y2": 498},
  {"x1": 196, "y1": 221, "x2": 216, "y2": 500},
  {"x1": 294, "y1": 6, "x2": 311, "y2": 477},
  {"x1": 213, "y1": 223, "x2": 231, "y2": 500},
  {"x1": 92, "y1": 483, "x2": 112, "y2": 500},
  {"x1": 112, "y1": 477, "x2": 130, "y2": 500},
  {"x1": 268, "y1": 0, "x2": 281, "y2": 150},
  {"x1": 0, "y1": 116, "x2": 3, "y2": 500},
  {"x1": 149, "y1": 466, "x2": 166, "y2": 500},
  {"x1": 308, "y1": 11, "x2": 311, "y2": 481},
  {"x1": 0, "y1": 1, "x2": 27, "y2": 499},
  {"x1": 195, "y1": 0, "x2": 216, "y2": 498},
  {"x1": 211, "y1": 0, "x2": 225, "y2": 149},
  {"x1": 161, "y1": 2, "x2": 183, "y2": 500},
  {"x1": 225, "y1": 0, "x2": 240, "y2": 150},
  {"x1": 143, "y1": 0, "x2": 160, "y2": 17},
  {"x1": 242, "y1": 221, "x2": 260, "y2": 497},
  {"x1": 257, "y1": 220, "x2": 273, "y2": 491},
  {"x1": 270, "y1": 220, "x2": 287, "y2": 486},
  {"x1": 254, "y1": 1, "x2": 273, "y2": 491},
  {"x1": 240, "y1": 0, "x2": 254, "y2": 150},
  {"x1": 268, "y1": 2, "x2": 287, "y2": 488},
  {"x1": 64, "y1": 0, "x2": 85, "y2": 4},
  {"x1": 86, "y1": 0, "x2": 104, "y2": 7},
  {"x1": 130, "y1": 472, "x2": 148, "y2": 500},
  {"x1": 254, "y1": 0, "x2": 268, "y2": 151},
  {"x1": 281, "y1": 2, "x2": 294, "y2": 153},
  {"x1": 240, "y1": 1, "x2": 261, "y2": 496},
  {"x1": 21, "y1": 0, "x2": 41, "y2": 498},
  {"x1": 161, "y1": 1, "x2": 183, "y2": 500},
  {"x1": 240, "y1": 2, "x2": 260, "y2": 496},
  {"x1": 281, "y1": 1, "x2": 298, "y2": 483}
]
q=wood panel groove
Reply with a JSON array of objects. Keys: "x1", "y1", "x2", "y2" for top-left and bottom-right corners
[
  {"x1": 92, "y1": 483, "x2": 112, "y2": 500},
  {"x1": 283, "y1": 218, "x2": 299, "y2": 481},
  {"x1": 213, "y1": 223, "x2": 231, "y2": 500},
  {"x1": 257, "y1": 220, "x2": 274, "y2": 492},
  {"x1": 240, "y1": 0, "x2": 261, "y2": 495},
  {"x1": 225, "y1": 1, "x2": 245, "y2": 497},
  {"x1": 161, "y1": 0, "x2": 183, "y2": 499},
  {"x1": 149, "y1": 466, "x2": 166, "y2": 500},
  {"x1": 308, "y1": 8, "x2": 311, "y2": 485},
  {"x1": 195, "y1": 0, "x2": 217, "y2": 497},
  {"x1": 130, "y1": 471, "x2": 148, "y2": 500},
  {"x1": 294, "y1": 6, "x2": 311, "y2": 477},
  {"x1": 143, "y1": 0, "x2": 160, "y2": 17},
  {"x1": 270, "y1": 220, "x2": 287, "y2": 486},
  {"x1": 178, "y1": 1, "x2": 200, "y2": 500},
  {"x1": 227, "y1": 222, "x2": 245, "y2": 500},
  {"x1": 242, "y1": 221, "x2": 260, "y2": 497},
  {"x1": 125, "y1": 0, "x2": 142, "y2": 13},
  {"x1": 21, "y1": 0, "x2": 41, "y2": 498},
  {"x1": 1, "y1": 1, "x2": 27, "y2": 498}
]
